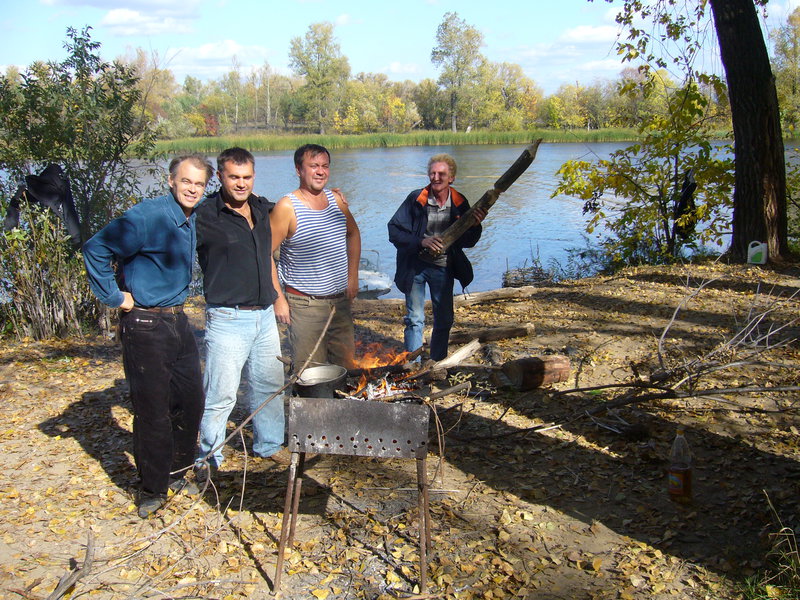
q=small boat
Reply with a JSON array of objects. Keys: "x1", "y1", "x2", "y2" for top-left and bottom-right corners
[{"x1": 358, "y1": 251, "x2": 393, "y2": 299}]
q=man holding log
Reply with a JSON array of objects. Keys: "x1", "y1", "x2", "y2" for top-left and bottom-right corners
[{"x1": 388, "y1": 154, "x2": 485, "y2": 361}]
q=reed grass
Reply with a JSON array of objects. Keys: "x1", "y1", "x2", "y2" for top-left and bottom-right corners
[{"x1": 156, "y1": 128, "x2": 641, "y2": 154}]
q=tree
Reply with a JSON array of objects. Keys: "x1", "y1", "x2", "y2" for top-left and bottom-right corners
[
  {"x1": 220, "y1": 58, "x2": 244, "y2": 132},
  {"x1": 709, "y1": 0, "x2": 788, "y2": 262},
  {"x1": 413, "y1": 78, "x2": 448, "y2": 129},
  {"x1": 555, "y1": 82, "x2": 734, "y2": 267},
  {"x1": 431, "y1": 12, "x2": 485, "y2": 132},
  {"x1": 0, "y1": 27, "x2": 159, "y2": 338},
  {"x1": 771, "y1": 7, "x2": 800, "y2": 131},
  {"x1": 607, "y1": 0, "x2": 788, "y2": 263},
  {"x1": 0, "y1": 27, "x2": 158, "y2": 240},
  {"x1": 289, "y1": 22, "x2": 350, "y2": 134}
]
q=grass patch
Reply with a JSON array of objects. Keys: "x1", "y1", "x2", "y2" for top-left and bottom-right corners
[
  {"x1": 741, "y1": 493, "x2": 800, "y2": 600},
  {"x1": 156, "y1": 128, "x2": 642, "y2": 154}
]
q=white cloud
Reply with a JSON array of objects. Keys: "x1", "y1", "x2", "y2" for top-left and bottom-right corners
[
  {"x1": 559, "y1": 24, "x2": 619, "y2": 45},
  {"x1": 162, "y1": 40, "x2": 275, "y2": 80},
  {"x1": 101, "y1": 9, "x2": 192, "y2": 35},
  {"x1": 384, "y1": 62, "x2": 423, "y2": 76},
  {"x1": 335, "y1": 13, "x2": 352, "y2": 26},
  {"x1": 575, "y1": 58, "x2": 625, "y2": 75},
  {"x1": 42, "y1": 0, "x2": 199, "y2": 10}
]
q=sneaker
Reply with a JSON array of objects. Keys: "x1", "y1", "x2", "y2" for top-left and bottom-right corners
[
  {"x1": 168, "y1": 478, "x2": 200, "y2": 496},
  {"x1": 138, "y1": 494, "x2": 166, "y2": 518},
  {"x1": 268, "y1": 447, "x2": 293, "y2": 466}
]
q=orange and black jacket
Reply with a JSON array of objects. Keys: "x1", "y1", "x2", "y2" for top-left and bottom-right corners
[{"x1": 387, "y1": 185, "x2": 482, "y2": 294}]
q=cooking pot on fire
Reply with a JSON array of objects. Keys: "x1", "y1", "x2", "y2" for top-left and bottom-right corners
[{"x1": 294, "y1": 364, "x2": 348, "y2": 398}]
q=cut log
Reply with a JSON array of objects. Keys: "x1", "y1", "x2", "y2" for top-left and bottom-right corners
[
  {"x1": 454, "y1": 286, "x2": 539, "y2": 307},
  {"x1": 435, "y1": 339, "x2": 482, "y2": 370},
  {"x1": 420, "y1": 139, "x2": 542, "y2": 260},
  {"x1": 449, "y1": 323, "x2": 534, "y2": 344},
  {"x1": 495, "y1": 355, "x2": 570, "y2": 390}
]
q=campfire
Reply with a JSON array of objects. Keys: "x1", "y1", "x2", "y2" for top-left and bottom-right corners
[{"x1": 346, "y1": 341, "x2": 422, "y2": 401}]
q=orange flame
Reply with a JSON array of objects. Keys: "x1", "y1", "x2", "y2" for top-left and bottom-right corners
[{"x1": 352, "y1": 341, "x2": 410, "y2": 369}]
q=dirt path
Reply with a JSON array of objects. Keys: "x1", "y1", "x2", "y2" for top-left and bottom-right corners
[{"x1": 0, "y1": 263, "x2": 797, "y2": 599}]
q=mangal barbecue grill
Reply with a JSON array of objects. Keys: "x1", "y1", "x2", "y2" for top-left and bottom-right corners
[{"x1": 273, "y1": 394, "x2": 433, "y2": 593}]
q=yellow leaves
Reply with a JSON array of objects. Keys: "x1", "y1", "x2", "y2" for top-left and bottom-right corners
[
  {"x1": 311, "y1": 589, "x2": 329, "y2": 599},
  {"x1": 765, "y1": 584, "x2": 785, "y2": 597},
  {"x1": 385, "y1": 571, "x2": 402, "y2": 584},
  {"x1": 389, "y1": 544, "x2": 416, "y2": 561}
]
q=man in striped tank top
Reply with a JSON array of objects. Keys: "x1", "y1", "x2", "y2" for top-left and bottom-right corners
[{"x1": 270, "y1": 144, "x2": 361, "y2": 369}]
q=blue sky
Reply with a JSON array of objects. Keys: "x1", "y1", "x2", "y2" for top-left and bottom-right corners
[{"x1": 1, "y1": 0, "x2": 798, "y2": 95}]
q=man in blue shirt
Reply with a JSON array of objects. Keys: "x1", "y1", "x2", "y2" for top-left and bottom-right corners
[{"x1": 83, "y1": 154, "x2": 213, "y2": 518}]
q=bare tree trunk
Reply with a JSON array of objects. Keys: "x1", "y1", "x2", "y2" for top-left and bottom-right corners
[
  {"x1": 710, "y1": 0, "x2": 789, "y2": 263},
  {"x1": 450, "y1": 91, "x2": 457, "y2": 133}
]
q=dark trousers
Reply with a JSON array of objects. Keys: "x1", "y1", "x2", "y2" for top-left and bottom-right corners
[{"x1": 120, "y1": 309, "x2": 204, "y2": 496}]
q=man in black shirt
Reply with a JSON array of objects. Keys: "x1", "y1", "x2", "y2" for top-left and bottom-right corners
[{"x1": 195, "y1": 147, "x2": 290, "y2": 470}]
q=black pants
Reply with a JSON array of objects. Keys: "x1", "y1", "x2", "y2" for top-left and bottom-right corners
[{"x1": 120, "y1": 309, "x2": 204, "y2": 495}]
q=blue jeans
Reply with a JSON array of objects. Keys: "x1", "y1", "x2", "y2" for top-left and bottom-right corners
[
  {"x1": 403, "y1": 264, "x2": 454, "y2": 361},
  {"x1": 199, "y1": 306, "x2": 285, "y2": 467}
]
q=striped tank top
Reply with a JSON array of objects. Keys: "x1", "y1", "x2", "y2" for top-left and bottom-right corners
[{"x1": 277, "y1": 189, "x2": 349, "y2": 295}]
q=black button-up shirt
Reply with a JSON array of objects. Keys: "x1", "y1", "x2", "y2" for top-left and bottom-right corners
[{"x1": 195, "y1": 191, "x2": 278, "y2": 307}]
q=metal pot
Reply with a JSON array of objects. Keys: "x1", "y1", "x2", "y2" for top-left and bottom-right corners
[{"x1": 294, "y1": 364, "x2": 348, "y2": 398}]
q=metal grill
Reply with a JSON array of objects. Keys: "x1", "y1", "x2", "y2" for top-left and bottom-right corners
[
  {"x1": 287, "y1": 396, "x2": 429, "y2": 458},
  {"x1": 274, "y1": 396, "x2": 432, "y2": 593}
]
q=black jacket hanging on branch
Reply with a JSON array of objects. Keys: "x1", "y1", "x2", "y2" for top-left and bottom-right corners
[
  {"x1": 673, "y1": 168, "x2": 697, "y2": 241},
  {"x1": 2, "y1": 164, "x2": 82, "y2": 249}
]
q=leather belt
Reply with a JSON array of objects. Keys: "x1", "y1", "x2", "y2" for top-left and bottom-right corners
[
  {"x1": 285, "y1": 285, "x2": 345, "y2": 300},
  {"x1": 132, "y1": 305, "x2": 184, "y2": 314},
  {"x1": 232, "y1": 305, "x2": 267, "y2": 311}
]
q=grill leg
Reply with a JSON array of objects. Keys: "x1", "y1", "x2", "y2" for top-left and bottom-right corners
[
  {"x1": 416, "y1": 457, "x2": 430, "y2": 593},
  {"x1": 274, "y1": 451, "x2": 303, "y2": 592},
  {"x1": 288, "y1": 453, "x2": 306, "y2": 544}
]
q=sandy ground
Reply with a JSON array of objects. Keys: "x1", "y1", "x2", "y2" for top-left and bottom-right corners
[{"x1": 0, "y1": 262, "x2": 798, "y2": 599}]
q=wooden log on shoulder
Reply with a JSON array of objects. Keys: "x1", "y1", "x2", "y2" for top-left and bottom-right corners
[
  {"x1": 420, "y1": 139, "x2": 542, "y2": 260},
  {"x1": 493, "y1": 355, "x2": 570, "y2": 390},
  {"x1": 449, "y1": 323, "x2": 534, "y2": 344}
]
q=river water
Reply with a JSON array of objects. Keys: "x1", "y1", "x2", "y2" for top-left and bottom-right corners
[{"x1": 236, "y1": 142, "x2": 623, "y2": 299}]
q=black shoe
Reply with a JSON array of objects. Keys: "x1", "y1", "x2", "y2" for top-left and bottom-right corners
[
  {"x1": 138, "y1": 494, "x2": 166, "y2": 518},
  {"x1": 193, "y1": 463, "x2": 216, "y2": 486},
  {"x1": 168, "y1": 478, "x2": 200, "y2": 496}
]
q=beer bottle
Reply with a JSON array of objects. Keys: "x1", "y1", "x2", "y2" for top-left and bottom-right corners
[{"x1": 667, "y1": 427, "x2": 692, "y2": 503}]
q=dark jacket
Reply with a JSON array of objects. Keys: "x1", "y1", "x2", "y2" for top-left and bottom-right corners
[{"x1": 387, "y1": 185, "x2": 482, "y2": 294}]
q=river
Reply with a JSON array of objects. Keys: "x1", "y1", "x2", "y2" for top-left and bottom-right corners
[{"x1": 237, "y1": 142, "x2": 624, "y2": 299}]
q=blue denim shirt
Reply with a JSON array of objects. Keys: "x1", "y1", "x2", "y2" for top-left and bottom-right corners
[{"x1": 83, "y1": 193, "x2": 197, "y2": 308}]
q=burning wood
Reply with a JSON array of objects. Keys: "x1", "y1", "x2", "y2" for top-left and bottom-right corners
[
  {"x1": 345, "y1": 372, "x2": 420, "y2": 401},
  {"x1": 344, "y1": 341, "x2": 427, "y2": 400}
]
